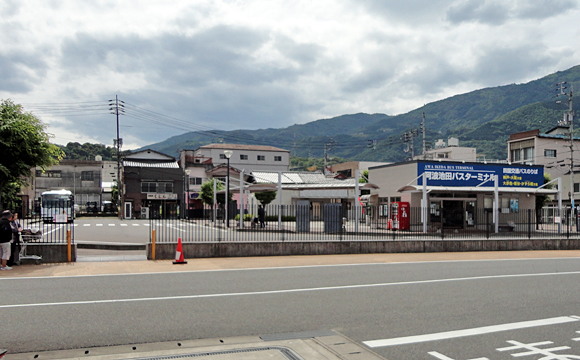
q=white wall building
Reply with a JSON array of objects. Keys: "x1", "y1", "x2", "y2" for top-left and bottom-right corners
[{"x1": 184, "y1": 144, "x2": 290, "y2": 173}]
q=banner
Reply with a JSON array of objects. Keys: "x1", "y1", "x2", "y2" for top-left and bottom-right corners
[{"x1": 417, "y1": 162, "x2": 543, "y2": 188}]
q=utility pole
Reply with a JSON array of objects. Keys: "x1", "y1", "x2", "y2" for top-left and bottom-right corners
[
  {"x1": 402, "y1": 129, "x2": 419, "y2": 160},
  {"x1": 109, "y1": 95, "x2": 125, "y2": 217},
  {"x1": 324, "y1": 138, "x2": 336, "y2": 175},
  {"x1": 557, "y1": 82, "x2": 575, "y2": 226}
]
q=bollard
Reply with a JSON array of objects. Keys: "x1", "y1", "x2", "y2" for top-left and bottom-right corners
[
  {"x1": 151, "y1": 229, "x2": 156, "y2": 260},
  {"x1": 67, "y1": 230, "x2": 71, "y2": 262}
]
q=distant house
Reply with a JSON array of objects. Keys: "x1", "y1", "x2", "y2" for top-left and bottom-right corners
[
  {"x1": 182, "y1": 143, "x2": 290, "y2": 173},
  {"x1": 122, "y1": 149, "x2": 183, "y2": 219}
]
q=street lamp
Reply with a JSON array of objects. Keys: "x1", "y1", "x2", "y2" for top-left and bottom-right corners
[{"x1": 224, "y1": 150, "x2": 233, "y2": 227}]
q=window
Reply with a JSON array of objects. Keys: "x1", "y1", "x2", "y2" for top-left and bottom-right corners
[
  {"x1": 189, "y1": 177, "x2": 203, "y2": 185},
  {"x1": 219, "y1": 154, "x2": 226, "y2": 160},
  {"x1": 141, "y1": 182, "x2": 156, "y2": 193},
  {"x1": 544, "y1": 149, "x2": 557, "y2": 158},
  {"x1": 141, "y1": 182, "x2": 173, "y2": 193},
  {"x1": 240, "y1": 154, "x2": 248, "y2": 160},
  {"x1": 274, "y1": 156, "x2": 282, "y2": 161},
  {"x1": 36, "y1": 170, "x2": 61, "y2": 178},
  {"x1": 575, "y1": 183, "x2": 579, "y2": 193},
  {"x1": 81, "y1": 171, "x2": 94, "y2": 181},
  {"x1": 257, "y1": 155, "x2": 265, "y2": 161}
]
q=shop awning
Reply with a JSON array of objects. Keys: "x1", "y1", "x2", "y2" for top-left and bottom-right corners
[{"x1": 397, "y1": 185, "x2": 558, "y2": 194}]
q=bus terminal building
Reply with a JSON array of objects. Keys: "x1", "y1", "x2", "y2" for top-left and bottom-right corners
[{"x1": 368, "y1": 160, "x2": 558, "y2": 231}]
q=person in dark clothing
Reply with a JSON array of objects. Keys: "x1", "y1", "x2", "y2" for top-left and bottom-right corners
[
  {"x1": 258, "y1": 205, "x2": 265, "y2": 228},
  {"x1": 0, "y1": 210, "x2": 13, "y2": 270},
  {"x1": 8, "y1": 212, "x2": 22, "y2": 266}
]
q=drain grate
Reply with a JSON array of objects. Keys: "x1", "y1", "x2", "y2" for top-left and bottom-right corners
[{"x1": 128, "y1": 346, "x2": 303, "y2": 360}]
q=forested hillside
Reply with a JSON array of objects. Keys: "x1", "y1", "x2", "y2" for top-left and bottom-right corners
[{"x1": 135, "y1": 64, "x2": 580, "y2": 162}]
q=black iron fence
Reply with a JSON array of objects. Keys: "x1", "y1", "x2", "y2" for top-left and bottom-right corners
[
  {"x1": 9, "y1": 202, "x2": 75, "y2": 244},
  {"x1": 149, "y1": 205, "x2": 579, "y2": 243}
]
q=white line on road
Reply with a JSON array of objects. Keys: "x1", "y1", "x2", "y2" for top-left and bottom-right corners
[
  {"x1": 108, "y1": 224, "x2": 115, "y2": 226},
  {"x1": 2, "y1": 271, "x2": 580, "y2": 309},
  {"x1": 120, "y1": 224, "x2": 128, "y2": 227},
  {"x1": 83, "y1": 224, "x2": 90, "y2": 227},
  {"x1": 96, "y1": 224, "x2": 103, "y2": 227},
  {"x1": 364, "y1": 316, "x2": 580, "y2": 348}
]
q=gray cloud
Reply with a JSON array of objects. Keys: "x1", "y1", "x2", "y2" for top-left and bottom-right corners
[
  {"x1": 446, "y1": 0, "x2": 508, "y2": 25},
  {"x1": 0, "y1": 0, "x2": 21, "y2": 17},
  {"x1": 471, "y1": 44, "x2": 558, "y2": 86},
  {"x1": 54, "y1": 25, "x2": 328, "y2": 145},
  {"x1": 446, "y1": 0, "x2": 577, "y2": 25},
  {"x1": 353, "y1": 0, "x2": 452, "y2": 22},
  {"x1": 0, "y1": 52, "x2": 48, "y2": 93}
]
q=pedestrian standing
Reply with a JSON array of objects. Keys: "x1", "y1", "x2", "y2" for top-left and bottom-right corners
[
  {"x1": 8, "y1": 212, "x2": 22, "y2": 266},
  {"x1": 0, "y1": 210, "x2": 13, "y2": 270},
  {"x1": 258, "y1": 205, "x2": 265, "y2": 228}
]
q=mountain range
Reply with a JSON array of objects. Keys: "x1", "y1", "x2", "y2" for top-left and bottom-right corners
[{"x1": 141, "y1": 65, "x2": 580, "y2": 162}]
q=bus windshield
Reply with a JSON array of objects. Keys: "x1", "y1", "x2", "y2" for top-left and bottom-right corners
[{"x1": 42, "y1": 194, "x2": 72, "y2": 208}]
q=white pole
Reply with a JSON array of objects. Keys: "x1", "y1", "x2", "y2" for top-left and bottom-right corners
[
  {"x1": 494, "y1": 174, "x2": 499, "y2": 233},
  {"x1": 239, "y1": 170, "x2": 244, "y2": 229},
  {"x1": 423, "y1": 172, "x2": 427, "y2": 234},
  {"x1": 558, "y1": 177, "x2": 563, "y2": 234},
  {"x1": 355, "y1": 170, "x2": 360, "y2": 233},
  {"x1": 278, "y1": 172, "x2": 282, "y2": 230},
  {"x1": 213, "y1": 178, "x2": 217, "y2": 224}
]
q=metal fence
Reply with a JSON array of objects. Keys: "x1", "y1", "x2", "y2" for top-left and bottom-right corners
[
  {"x1": 10, "y1": 203, "x2": 75, "y2": 244},
  {"x1": 149, "y1": 205, "x2": 579, "y2": 243}
]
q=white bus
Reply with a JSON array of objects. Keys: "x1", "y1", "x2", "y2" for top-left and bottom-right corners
[{"x1": 41, "y1": 190, "x2": 75, "y2": 223}]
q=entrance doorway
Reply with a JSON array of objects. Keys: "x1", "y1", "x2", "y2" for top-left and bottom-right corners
[
  {"x1": 124, "y1": 202, "x2": 132, "y2": 219},
  {"x1": 443, "y1": 200, "x2": 464, "y2": 228}
]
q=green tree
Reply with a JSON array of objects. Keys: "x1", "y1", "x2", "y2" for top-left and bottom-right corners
[
  {"x1": 254, "y1": 191, "x2": 277, "y2": 206},
  {"x1": 200, "y1": 180, "x2": 232, "y2": 206},
  {"x1": 0, "y1": 99, "x2": 63, "y2": 209},
  {"x1": 359, "y1": 170, "x2": 369, "y2": 183}
]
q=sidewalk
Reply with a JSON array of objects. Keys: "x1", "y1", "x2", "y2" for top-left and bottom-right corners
[{"x1": 3, "y1": 250, "x2": 580, "y2": 278}]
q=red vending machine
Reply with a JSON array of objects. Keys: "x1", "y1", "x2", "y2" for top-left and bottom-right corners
[{"x1": 391, "y1": 201, "x2": 410, "y2": 230}]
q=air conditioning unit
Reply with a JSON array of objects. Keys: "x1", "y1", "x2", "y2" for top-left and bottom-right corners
[{"x1": 141, "y1": 207, "x2": 149, "y2": 219}]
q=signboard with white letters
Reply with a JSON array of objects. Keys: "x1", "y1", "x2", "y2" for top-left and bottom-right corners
[
  {"x1": 146, "y1": 193, "x2": 178, "y2": 200},
  {"x1": 417, "y1": 162, "x2": 543, "y2": 188}
]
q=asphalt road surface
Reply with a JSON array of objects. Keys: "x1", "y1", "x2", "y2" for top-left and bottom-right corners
[{"x1": 4, "y1": 256, "x2": 580, "y2": 359}]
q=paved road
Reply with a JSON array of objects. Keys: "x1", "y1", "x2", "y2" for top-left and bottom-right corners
[
  {"x1": 3, "y1": 255, "x2": 580, "y2": 359},
  {"x1": 73, "y1": 217, "x2": 151, "y2": 244}
]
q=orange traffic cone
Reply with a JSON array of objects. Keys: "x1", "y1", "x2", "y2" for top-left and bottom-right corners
[{"x1": 173, "y1": 238, "x2": 187, "y2": 264}]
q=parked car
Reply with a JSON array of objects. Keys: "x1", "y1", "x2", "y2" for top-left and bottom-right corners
[
  {"x1": 102, "y1": 201, "x2": 117, "y2": 215},
  {"x1": 86, "y1": 201, "x2": 98, "y2": 214}
]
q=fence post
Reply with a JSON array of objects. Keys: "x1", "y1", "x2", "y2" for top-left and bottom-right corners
[
  {"x1": 527, "y1": 209, "x2": 531, "y2": 239},
  {"x1": 151, "y1": 229, "x2": 156, "y2": 260},
  {"x1": 67, "y1": 230, "x2": 71, "y2": 262},
  {"x1": 568, "y1": 207, "x2": 571, "y2": 237},
  {"x1": 486, "y1": 210, "x2": 490, "y2": 239}
]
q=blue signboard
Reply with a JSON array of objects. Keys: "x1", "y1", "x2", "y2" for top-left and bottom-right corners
[{"x1": 417, "y1": 162, "x2": 543, "y2": 188}]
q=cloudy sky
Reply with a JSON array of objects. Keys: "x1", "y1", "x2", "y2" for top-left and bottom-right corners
[{"x1": 1, "y1": 0, "x2": 579, "y2": 150}]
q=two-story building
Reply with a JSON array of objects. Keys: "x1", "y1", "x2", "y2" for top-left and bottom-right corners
[
  {"x1": 122, "y1": 149, "x2": 183, "y2": 219},
  {"x1": 508, "y1": 126, "x2": 578, "y2": 205}
]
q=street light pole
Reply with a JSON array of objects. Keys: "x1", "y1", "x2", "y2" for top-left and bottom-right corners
[{"x1": 224, "y1": 150, "x2": 233, "y2": 227}]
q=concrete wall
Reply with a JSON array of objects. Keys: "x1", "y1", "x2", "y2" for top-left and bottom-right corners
[
  {"x1": 21, "y1": 243, "x2": 76, "y2": 263},
  {"x1": 147, "y1": 239, "x2": 580, "y2": 260}
]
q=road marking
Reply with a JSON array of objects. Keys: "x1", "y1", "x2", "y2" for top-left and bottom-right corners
[
  {"x1": 428, "y1": 351, "x2": 488, "y2": 360},
  {"x1": 132, "y1": 224, "x2": 140, "y2": 226},
  {"x1": 120, "y1": 224, "x2": 128, "y2": 227},
  {"x1": 83, "y1": 224, "x2": 90, "y2": 227},
  {"x1": 108, "y1": 224, "x2": 115, "y2": 226},
  {"x1": 2, "y1": 271, "x2": 580, "y2": 308},
  {"x1": 96, "y1": 224, "x2": 103, "y2": 227},
  {"x1": 363, "y1": 316, "x2": 580, "y2": 348}
]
